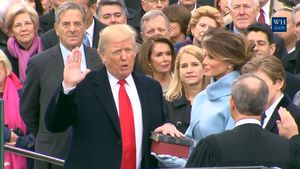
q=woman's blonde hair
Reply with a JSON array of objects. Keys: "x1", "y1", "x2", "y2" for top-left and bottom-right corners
[
  {"x1": 187, "y1": 6, "x2": 224, "y2": 34},
  {"x1": 165, "y1": 45, "x2": 210, "y2": 102},
  {"x1": 0, "y1": 50, "x2": 12, "y2": 76}
]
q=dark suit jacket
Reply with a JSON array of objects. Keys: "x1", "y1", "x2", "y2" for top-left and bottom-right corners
[
  {"x1": 285, "y1": 72, "x2": 300, "y2": 99},
  {"x1": 38, "y1": 9, "x2": 55, "y2": 34},
  {"x1": 186, "y1": 123, "x2": 300, "y2": 168},
  {"x1": 20, "y1": 45, "x2": 99, "y2": 169},
  {"x1": 2, "y1": 48, "x2": 19, "y2": 78},
  {"x1": 281, "y1": 40, "x2": 300, "y2": 74},
  {"x1": 264, "y1": 94, "x2": 300, "y2": 135},
  {"x1": 45, "y1": 66, "x2": 165, "y2": 169},
  {"x1": 0, "y1": 29, "x2": 8, "y2": 50},
  {"x1": 41, "y1": 18, "x2": 105, "y2": 50},
  {"x1": 124, "y1": 0, "x2": 140, "y2": 10},
  {"x1": 163, "y1": 95, "x2": 191, "y2": 133},
  {"x1": 127, "y1": 7, "x2": 141, "y2": 41}
]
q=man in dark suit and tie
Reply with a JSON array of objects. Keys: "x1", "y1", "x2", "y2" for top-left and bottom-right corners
[
  {"x1": 241, "y1": 55, "x2": 300, "y2": 135},
  {"x1": 41, "y1": 0, "x2": 105, "y2": 50},
  {"x1": 45, "y1": 24, "x2": 182, "y2": 169},
  {"x1": 20, "y1": 2, "x2": 100, "y2": 169},
  {"x1": 95, "y1": 0, "x2": 140, "y2": 34},
  {"x1": 245, "y1": 22, "x2": 300, "y2": 99},
  {"x1": 186, "y1": 74, "x2": 300, "y2": 168}
]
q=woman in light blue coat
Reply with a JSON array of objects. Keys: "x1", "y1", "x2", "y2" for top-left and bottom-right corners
[{"x1": 155, "y1": 28, "x2": 251, "y2": 167}]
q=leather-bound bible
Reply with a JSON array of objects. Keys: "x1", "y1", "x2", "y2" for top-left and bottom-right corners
[{"x1": 150, "y1": 132, "x2": 194, "y2": 158}]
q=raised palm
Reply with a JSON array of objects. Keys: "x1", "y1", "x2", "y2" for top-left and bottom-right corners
[{"x1": 63, "y1": 47, "x2": 91, "y2": 88}]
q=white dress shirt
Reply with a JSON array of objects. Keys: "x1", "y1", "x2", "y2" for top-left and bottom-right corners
[
  {"x1": 262, "y1": 93, "x2": 284, "y2": 129},
  {"x1": 60, "y1": 43, "x2": 87, "y2": 71},
  {"x1": 107, "y1": 71, "x2": 143, "y2": 169},
  {"x1": 257, "y1": 0, "x2": 271, "y2": 25},
  {"x1": 63, "y1": 71, "x2": 144, "y2": 169},
  {"x1": 85, "y1": 19, "x2": 95, "y2": 47},
  {"x1": 235, "y1": 118, "x2": 261, "y2": 127}
]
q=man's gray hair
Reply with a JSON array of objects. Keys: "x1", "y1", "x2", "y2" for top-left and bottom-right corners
[
  {"x1": 231, "y1": 73, "x2": 268, "y2": 116},
  {"x1": 228, "y1": 0, "x2": 260, "y2": 9},
  {"x1": 140, "y1": 9, "x2": 170, "y2": 33},
  {"x1": 55, "y1": 1, "x2": 86, "y2": 23},
  {"x1": 292, "y1": 3, "x2": 300, "y2": 24}
]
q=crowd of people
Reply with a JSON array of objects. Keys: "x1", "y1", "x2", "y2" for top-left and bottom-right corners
[{"x1": 1, "y1": 0, "x2": 300, "y2": 169}]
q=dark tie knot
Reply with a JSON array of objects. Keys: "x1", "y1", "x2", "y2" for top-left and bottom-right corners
[{"x1": 118, "y1": 79, "x2": 126, "y2": 85}]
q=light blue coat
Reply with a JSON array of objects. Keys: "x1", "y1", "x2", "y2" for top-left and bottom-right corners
[
  {"x1": 154, "y1": 71, "x2": 240, "y2": 168},
  {"x1": 186, "y1": 71, "x2": 240, "y2": 146}
]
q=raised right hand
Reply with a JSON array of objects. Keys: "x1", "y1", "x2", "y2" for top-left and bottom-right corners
[
  {"x1": 63, "y1": 47, "x2": 91, "y2": 88},
  {"x1": 277, "y1": 107, "x2": 299, "y2": 139}
]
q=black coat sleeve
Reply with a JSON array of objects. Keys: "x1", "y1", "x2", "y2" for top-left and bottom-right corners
[
  {"x1": 4, "y1": 126, "x2": 11, "y2": 142},
  {"x1": 45, "y1": 85, "x2": 76, "y2": 132},
  {"x1": 185, "y1": 138, "x2": 216, "y2": 168}
]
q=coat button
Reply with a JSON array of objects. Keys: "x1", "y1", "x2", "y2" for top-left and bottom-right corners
[{"x1": 176, "y1": 121, "x2": 182, "y2": 127}]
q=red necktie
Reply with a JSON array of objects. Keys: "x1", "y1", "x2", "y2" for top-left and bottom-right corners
[
  {"x1": 118, "y1": 80, "x2": 136, "y2": 169},
  {"x1": 258, "y1": 9, "x2": 265, "y2": 23}
]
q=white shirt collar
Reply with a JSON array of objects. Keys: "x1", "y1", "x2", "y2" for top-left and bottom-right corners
[
  {"x1": 85, "y1": 19, "x2": 95, "y2": 46},
  {"x1": 107, "y1": 70, "x2": 135, "y2": 87},
  {"x1": 288, "y1": 46, "x2": 296, "y2": 54},
  {"x1": 263, "y1": 93, "x2": 284, "y2": 128},
  {"x1": 235, "y1": 118, "x2": 261, "y2": 127},
  {"x1": 191, "y1": 3, "x2": 197, "y2": 14},
  {"x1": 59, "y1": 43, "x2": 87, "y2": 71},
  {"x1": 86, "y1": 19, "x2": 94, "y2": 35},
  {"x1": 258, "y1": 0, "x2": 271, "y2": 25},
  {"x1": 233, "y1": 25, "x2": 242, "y2": 34}
]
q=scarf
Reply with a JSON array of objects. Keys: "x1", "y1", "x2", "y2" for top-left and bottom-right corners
[
  {"x1": 7, "y1": 34, "x2": 42, "y2": 82},
  {"x1": 3, "y1": 72, "x2": 27, "y2": 169}
]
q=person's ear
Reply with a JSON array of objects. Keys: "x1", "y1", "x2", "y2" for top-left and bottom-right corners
[
  {"x1": 275, "y1": 79, "x2": 284, "y2": 91},
  {"x1": 229, "y1": 95, "x2": 237, "y2": 119},
  {"x1": 124, "y1": 16, "x2": 127, "y2": 24},
  {"x1": 141, "y1": 0, "x2": 147, "y2": 11},
  {"x1": 98, "y1": 49, "x2": 106, "y2": 64},
  {"x1": 255, "y1": 6, "x2": 260, "y2": 17},
  {"x1": 270, "y1": 43, "x2": 276, "y2": 55},
  {"x1": 190, "y1": 26, "x2": 196, "y2": 37},
  {"x1": 54, "y1": 23, "x2": 59, "y2": 36},
  {"x1": 229, "y1": 95, "x2": 235, "y2": 111},
  {"x1": 90, "y1": 4, "x2": 97, "y2": 15},
  {"x1": 140, "y1": 31, "x2": 145, "y2": 41}
]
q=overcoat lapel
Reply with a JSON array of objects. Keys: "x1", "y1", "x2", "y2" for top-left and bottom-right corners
[{"x1": 92, "y1": 66, "x2": 121, "y2": 136}]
